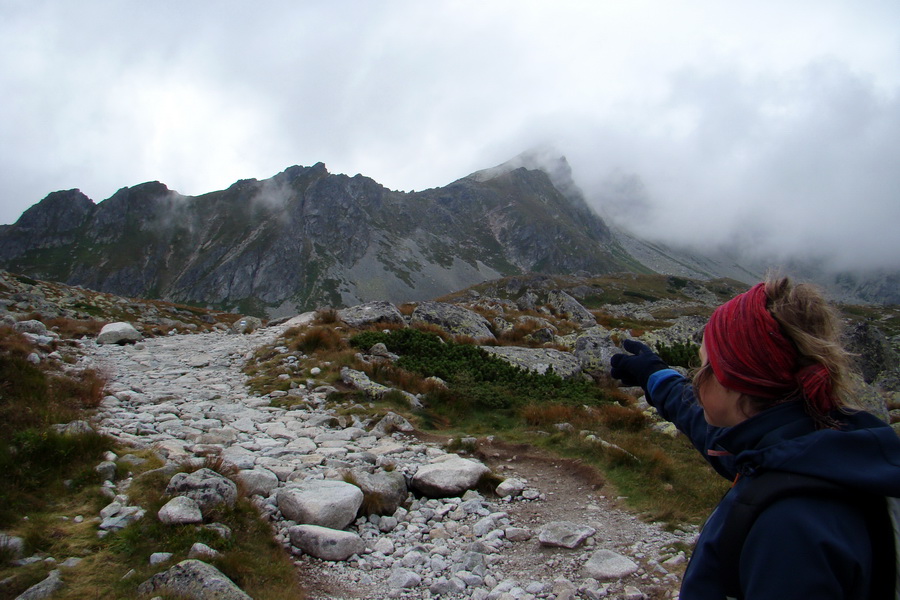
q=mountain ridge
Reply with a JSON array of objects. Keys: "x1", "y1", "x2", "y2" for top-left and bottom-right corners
[
  {"x1": 0, "y1": 157, "x2": 640, "y2": 317},
  {"x1": 2, "y1": 151, "x2": 896, "y2": 312}
]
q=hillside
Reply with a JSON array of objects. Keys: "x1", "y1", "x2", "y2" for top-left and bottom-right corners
[{"x1": 0, "y1": 156, "x2": 643, "y2": 319}]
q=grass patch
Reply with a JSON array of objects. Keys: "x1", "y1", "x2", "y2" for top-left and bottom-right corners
[
  {"x1": 99, "y1": 498, "x2": 302, "y2": 600},
  {"x1": 0, "y1": 326, "x2": 115, "y2": 527},
  {"x1": 531, "y1": 425, "x2": 730, "y2": 525}
]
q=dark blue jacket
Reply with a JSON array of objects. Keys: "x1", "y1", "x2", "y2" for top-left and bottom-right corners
[{"x1": 647, "y1": 368, "x2": 900, "y2": 600}]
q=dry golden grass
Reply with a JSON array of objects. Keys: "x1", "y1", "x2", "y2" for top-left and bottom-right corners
[
  {"x1": 363, "y1": 362, "x2": 429, "y2": 395},
  {"x1": 314, "y1": 307, "x2": 339, "y2": 324},
  {"x1": 287, "y1": 325, "x2": 347, "y2": 353},
  {"x1": 44, "y1": 316, "x2": 105, "y2": 339}
]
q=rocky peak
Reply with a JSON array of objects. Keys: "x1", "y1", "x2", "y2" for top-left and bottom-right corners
[{"x1": 14, "y1": 189, "x2": 95, "y2": 232}]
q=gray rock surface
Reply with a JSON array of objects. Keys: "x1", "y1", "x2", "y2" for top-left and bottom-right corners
[
  {"x1": 583, "y1": 549, "x2": 640, "y2": 580},
  {"x1": 165, "y1": 469, "x2": 237, "y2": 515},
  {"x1": 277, "y1": 480, "x2": 364, "y2": 529},
  {"x1": 235, "y1": 467, "x2": 279, "y2": 497},
  {"x1": 481, "y1": 345, "x2": 583, "y2": 379},
  {"x1": 158, "y1": 496, "x2": 204, "y2": 525},
  {"x1": 13, "y1": 569, "x2": 63, "y2": 600},
  {"x1": 338, "y1": 301, "x2": 406, "y2": 329},
  {"x1": 539, "y1": 521, "x2": 597, "y2": 549},
  {"x1": 411, "y1": 454, "x2": 490, "y2": 498},
  {"x1": 97, "y1": 322, "x2": 142, "y2": 345},
  {"x1": 411, "y1": 301, "x2": 495, "y2": 340},
  {"x1": 347, "y1": 467, "x2": 408, "y2": 516},
  {"x1": 288, "y1": 524, "x2": 366, "y2": 561},
  {"x1": 547, "y1": 289, "x2": 596, "y2": 326},
  {"x1": 340, "y1": 367, "x2": 391, "y2": 400},
  {"x1": 137, "y1": 559, "x2": 251, "y2": 600},
  {"x1": 230, "y1": 316, "x2": 263, "y2": 334},
  {"x1": 574, "y1": 328, "x2": 618, "y2": 377}
]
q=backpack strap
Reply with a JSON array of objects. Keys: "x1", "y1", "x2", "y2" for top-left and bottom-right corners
[{"x1": 719, "y1": 471, "x2": 895, "y2": 599}]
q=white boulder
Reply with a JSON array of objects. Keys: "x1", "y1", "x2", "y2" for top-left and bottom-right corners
[
  {"x1": 411, "y1": 454, "x2": 490, "y2": 498},
  {"x1": 276, "y1": 479, "x2": 363, "y2": 529},
  {"x1": 288, "y1": 524, "x2": 365, "y2": 561},
  {"x1": 97, "y1": 322, "x2": 143, "y2": 345}
]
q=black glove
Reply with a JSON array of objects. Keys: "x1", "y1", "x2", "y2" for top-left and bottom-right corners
[{"x1": 610, "y1": 339, "x2": 669, "y2": 390}]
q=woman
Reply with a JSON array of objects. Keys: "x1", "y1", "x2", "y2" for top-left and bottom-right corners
[{"x1": 610, "y1": 276, "x2": 900, "y2": 599}]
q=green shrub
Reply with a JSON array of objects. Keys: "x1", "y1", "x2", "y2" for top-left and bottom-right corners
[
  {"x1": 350, "y1": 328, "x2": 613, "y2": 417},
  {"x1": 656, "y1": 340, "x2": 700, "y2": 369}
]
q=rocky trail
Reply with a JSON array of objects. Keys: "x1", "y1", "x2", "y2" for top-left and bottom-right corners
[{"x1": 82, "y1": 319, "x2": 696, "y2": 600}]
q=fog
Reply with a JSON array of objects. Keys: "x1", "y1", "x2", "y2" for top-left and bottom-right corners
[{"x1": 1, "y1": 1, "x2": 898, "y2": 271}]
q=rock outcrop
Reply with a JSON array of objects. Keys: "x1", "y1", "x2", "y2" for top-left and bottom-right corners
[
  {"x1": 481, "y1": 345, "x2": 584, "y2": 379},
  {"x1": 411, "y1": 301, "x2": 495, "y2": 340},
  {"x1": 137, "y1": 559, "x2": 251, "y2": 600}
]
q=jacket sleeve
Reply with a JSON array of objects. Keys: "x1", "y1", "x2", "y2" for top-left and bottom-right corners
[
  {"x1": 739, "y1": 495, "x2": 872, "y2": 599},
  {"x1": 646, "y1": 369, "x2": 735, "y2": 479}
]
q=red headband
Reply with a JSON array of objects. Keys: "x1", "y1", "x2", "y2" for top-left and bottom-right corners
[{"x1": 704, "y1": 283, "x2": 835, "y2": 414}]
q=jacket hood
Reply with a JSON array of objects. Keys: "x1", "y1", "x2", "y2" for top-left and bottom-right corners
[{"x1": 716, "y1": 401, "x2": 900, "y2": 497}]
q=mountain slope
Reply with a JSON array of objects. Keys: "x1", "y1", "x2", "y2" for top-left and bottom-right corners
[{"x1": 0, "y1": 159, "x2": 639, "y2": 317}]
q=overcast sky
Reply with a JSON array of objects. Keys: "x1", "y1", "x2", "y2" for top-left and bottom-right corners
[{"x1": 2, "y1": 1, "x2": 898, "y2": 271}]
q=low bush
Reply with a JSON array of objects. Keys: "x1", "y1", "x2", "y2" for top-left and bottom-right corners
[{"x1": 656, "y1": 340, "x2": 700, "y2": 369}]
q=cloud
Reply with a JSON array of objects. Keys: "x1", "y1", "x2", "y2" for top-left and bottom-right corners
[
  {"x1": 565, "y1": 58, "x2": 900, "y2": 270},
  {"x1": 0, "y1": 1, "x2": 898, "y2": 273}
]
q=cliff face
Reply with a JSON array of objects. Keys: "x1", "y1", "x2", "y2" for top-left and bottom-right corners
[{"x1": 0, "y1": 160, "x2": 636, "y2": 316}]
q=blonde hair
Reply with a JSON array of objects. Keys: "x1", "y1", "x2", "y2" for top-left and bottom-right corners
[{"x1": 763, "y1": 275, "x2": 852, "y2": 410}]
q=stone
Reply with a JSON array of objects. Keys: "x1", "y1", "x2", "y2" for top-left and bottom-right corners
[
  {"x1": 411, "y1": 454, "x2": 491, "y2": 498},
  {"x1": 94, "y1": 460, "x2": 117, "y2": 482},
  {"x1": 158, "y1": 496, "x2": 203, "y2": 525},
  {"x1": 504, "y1": 527, "x2": 532, "y2": 542},
  {"x1": 347, "y1": 467, "x2": 408, "y2": 516},
  {"x1": 373, "y1": 537, "x2": 395, "y2": 555},
  {"x1": 137, "y1": 559, "x2": 251, "y2": 599},
  {"x1": 276, "y1": 479, "x2": 363, "y2": 529},
  {"x1": 480, "y1": 346, "x2": 583, "y2": 379},
  {"x1": 0, "y1": 534, "x2": 25, "y2": 559},
  {"x1": 97, "y1": 322, "x2": 142, "y2": 345},
  {"x1": 430, "y1": 576, "x2": 466, "y2": 595},
  {"x1": 340, "y1": 367, "x2": 391, "y2": 400},
  {"x1": 547, "y1": 289, "x2": 596, "y2": 326},
  {"x1": 13, "y1": 569, "x2": 62, "y2": 600},
  {"x1": 495, "y1": 478, "x2": 527, "y2": 498},
  {"x1": 538, "y1": 521, "x2": 596, "y2": 549},
  {"x1": 14, "y1": 319, "x2": 48, "y2": 335},
  {"x1": 188, "y1": 542, "x2": 220, "y2": 560},
  {"x1": 59, "y1": 420, "x2": 95, "y2": 436},
  {"x1": 574, "y1": 328, "x2": 618, "y2": 377},
  {"x1": 337, "y1": 301, "x2": 406, "y2": 329},
  {"x1": 410, "y1": 301, "x2": 495, "y2": 340},
  {"x1": 289, "y1": 524, "x2": 365, "y2": 561},
  {"x1": 623, "y1": 585, "x2": 646, "y2": 600},
  {"x1": 388, "y1": 568, "x2": 422, "y2": 589},
  {"x1": 844, "y1": 321, "x2": 899, "y2": 384},
  {"x1": 372, "y1": 411, "x2": 415, "y2": 436},
  {"x1": 230, "y1": 317, "x2": 263, "y2": 334},
  {"x1": 99, "y1": 504, "x2": 146, "y2": 531},
  {"x1": 582, "y1": 549, "x2": 640, "y2": 580},
  {"x1": 165, "y1": 468, "x2": 237, "y2": 515},
  {"x1": 235, "y1": 467, "x2": 279, "y2": 497},
  {"x1": 149, "y1": 552, "x2": 173, "y2": 566}
]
